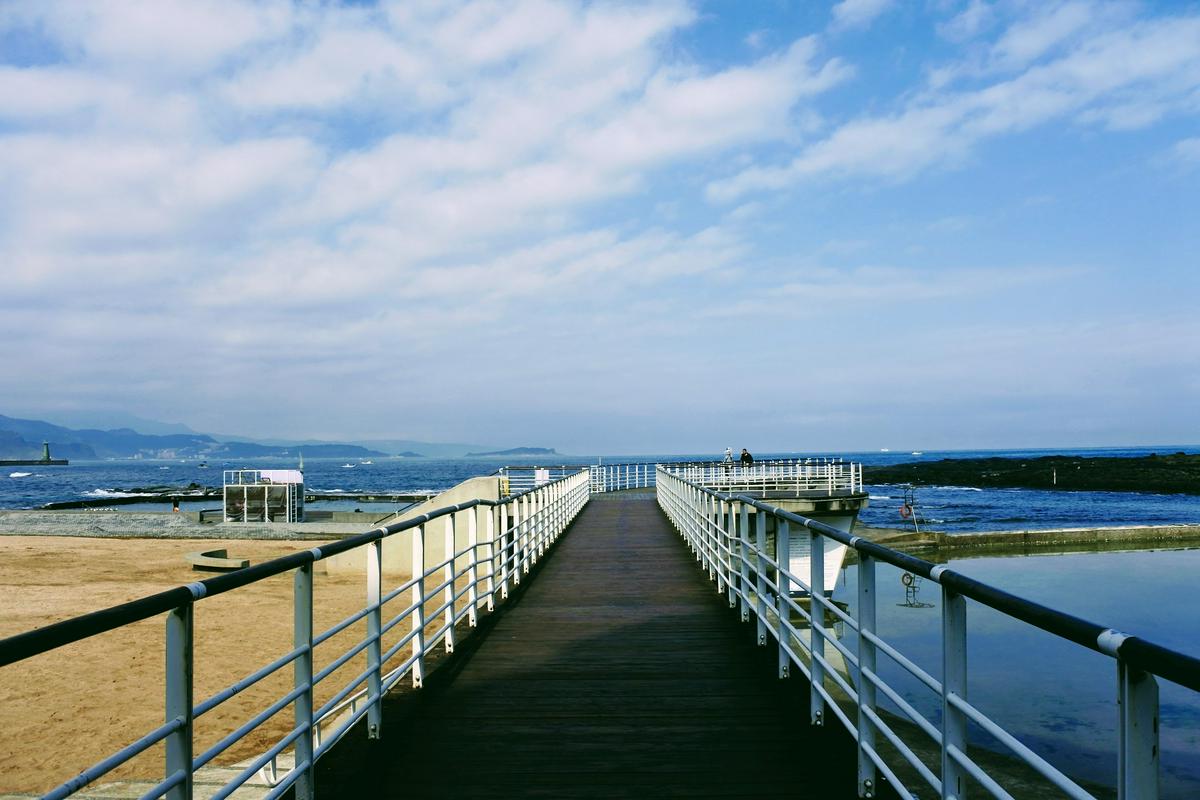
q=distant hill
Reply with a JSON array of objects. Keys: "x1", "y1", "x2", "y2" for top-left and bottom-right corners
[
  {"x1": 467, "y1": 447, "x2": 558, "y2": 457},
  {"x1": 0, "y1": 414, "x2": 385, "y2": 460}
]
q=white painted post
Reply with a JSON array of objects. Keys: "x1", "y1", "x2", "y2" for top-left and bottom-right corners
[
  {"x1": 467, "y1": 507, "x2": 479, "y2": 626},
  {"x1": 726, "y1": 500, "x2": 737, "y2": 607},
  {"x1": 482, "y1": 503, "x2": 496, "y2": 609},
  {"x1": 367, "y1": 540, "x2": 383, "y2": 738},
  {"x1": 755, "y1": 508, "x2": 768, "y2": 645},
  {"x1": 165, "y1": 604, "x2": 194, "y2": 800},
  {"x1": 941, "y1": 588, "x2": 967, "y2": 800},
  {"x1": 293, "y1": 563, "x2": 315, "y2": 800},
  {"x1": 810, "y1": 528, "x2": 826, "y2": 726},
  {"x1": 496, "y1": 504, "x2": 509, "y2": 600},
  {"x1": 776, "y1": 520, "x2": 790, "y2": 679},
  {"x1": 739, "y1": 501, "x2": 751, "y2": 623},
  {"x1": 411, "y1": 525, "x2": 426, "y2": 688},
  {"x1": 857, "y1": 554, "x2": 878, "y2": 798},
  {"x1": 443, "y1": 515, "x2": 455, "y2": 653},
  {"x1": 1118, "y1": 663, "x2": 1160, "y2": 799}
]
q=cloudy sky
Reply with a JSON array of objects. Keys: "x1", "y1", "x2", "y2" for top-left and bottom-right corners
[{"x1": 1, "y1": 0, "x2": 1197, "y2": 454}]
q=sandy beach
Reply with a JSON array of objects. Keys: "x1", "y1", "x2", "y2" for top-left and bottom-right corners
[{"x1": 0, "y1": 535, "x2": 418, "y2": 795}]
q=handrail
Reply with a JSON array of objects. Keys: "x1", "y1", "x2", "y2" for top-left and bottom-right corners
[
  {"x1": 656, "y1": 466, "x2": 1198, "y2": 799},
  {"x1": 0, "y1": 469, "x2": 592, "y2": 800}
]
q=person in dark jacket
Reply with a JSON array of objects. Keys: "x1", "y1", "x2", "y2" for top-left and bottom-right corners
[{"x1": 740, "y1": 448, "x2": 753, "y2": 466}]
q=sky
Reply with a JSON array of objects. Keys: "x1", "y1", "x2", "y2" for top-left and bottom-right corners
[{"x1": 1, "y1": 0, "x2": 1198, "y2": 455}]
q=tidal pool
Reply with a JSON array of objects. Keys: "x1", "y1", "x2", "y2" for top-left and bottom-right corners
[{"x1": 830, "y1": 547, "x2": 1200, "y2": 798}]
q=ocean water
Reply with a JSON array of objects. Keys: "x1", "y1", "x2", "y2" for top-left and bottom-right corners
[
  {"x1": 4, "y1": 446, "x2": 1200, "y2": 532},
  {"x1": 832, "y1": 548, "x2": 1200, "y2": 798}
]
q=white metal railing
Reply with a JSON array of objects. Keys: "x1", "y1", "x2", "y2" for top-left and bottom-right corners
[
  {"x1": 588, "y1": 462, "x2": 655, "y2": 492},
  {"x1": 661, "y1": 458, "x2": 863, "y2": 495},
  {"x1": 0, "y1": 470, "x2": 591, "y2": 800},
  {"x1": 498, "y1": 463, "x2": 655, "y2": 495},
  {"x1": 656, "y1": 467, "x2": 1198, "y2": 800}
]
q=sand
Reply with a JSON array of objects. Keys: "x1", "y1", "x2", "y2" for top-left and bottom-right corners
[{"x1": 0, "y1": 535, "x2": 426, "y2": 795}]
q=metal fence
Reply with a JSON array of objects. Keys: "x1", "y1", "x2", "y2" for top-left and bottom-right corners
[
  {"x1": 661, "y1": 458, "x2": 864, "y2": 495},
  {"x1": 497, "y1": 463, "x2": 655, "y2": 495},
  {"x1": 656, "y1": 467, "x2": 1200, "y2": 800},
  {"x1": 0, "y1": 470, "x2": 590, "y2": 800}
]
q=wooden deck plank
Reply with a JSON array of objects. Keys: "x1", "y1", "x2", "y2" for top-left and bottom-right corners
[{"x1": 316, "y1": 492, "x2": 890, "y2": 798}]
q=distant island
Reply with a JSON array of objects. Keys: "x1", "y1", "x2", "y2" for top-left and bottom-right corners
[
  {"x1": 467, "y1": 447, "x2": 558, "y2": 457},
  {"x1": 863, "y1": 452, "x2": 1200, "y2": 495}
]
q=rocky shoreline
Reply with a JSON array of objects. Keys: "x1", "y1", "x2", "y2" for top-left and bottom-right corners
[{"x1": 864, "y1": 452, "x2": 1200, "y2": 494}]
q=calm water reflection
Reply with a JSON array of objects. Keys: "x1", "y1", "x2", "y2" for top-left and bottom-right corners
[{"x1": 831, "y1": 547, "x2": 1200, "y2": 798}]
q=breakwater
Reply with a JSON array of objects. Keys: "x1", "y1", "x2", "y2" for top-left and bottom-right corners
[{"x1": 864, "y1": 452, "x2": 1200, "y2": 494}]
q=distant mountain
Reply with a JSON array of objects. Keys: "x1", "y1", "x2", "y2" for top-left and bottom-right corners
[
  {"x1": 32, "y1": 410, "x2": 198, "y2": 436},
  {"x1": 467, "y1": 447, "x2": 558, "y2": 457},
  {"x1": 0, "y1": 414, "x2": 384, "y2": 460}
]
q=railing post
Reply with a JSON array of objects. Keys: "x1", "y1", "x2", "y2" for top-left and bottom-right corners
[
  {"x1": 294, "y1": 562, "x2": 315, "y2": 800},
  {"x1": 776, "y1": 520, "x2": 790, "y2": 679},
  {"x1": 512, "y1": 498, "x2": 524, "y2": 583},
  {"x1": 942, "y1": 587, "x2": 967, "y2": 800},
  {"x1": 467, "y1": 506, "x2": 479, "y2": 626},
  {"x1": 367, "y1": 539, "x2": 383, "y2": 739},
  {"x1": 1118, "y1": 662, "x2": 1160, "y2": 799},
  {"x1": 726, "y1": 499, "x2": 737, "y2": 607},
  {"x1": 164, "y1": 603, "x2": 194, "y2": 800},
  {"x1": 497, "y1": 504, "x2": 509, "y2": 599},
  {"x1": 739, "y1": 501, "x2": 751, "y2": 622},
  {"x1": 755, "y1": 508, "x2": 768, "y2": 645},
  {"x1": 411, "y1": 524, "x2": 426, "y2": 687},
  {"x1": 485, "y1": 505, "x2": 497, "y2": 608},
  {"x1": 444, "y1": 515, "x2": 455, "y2": 653},
  {"x1": 810, "y1": 528, "x2": 826, "y2": 726},
  {"x1": 857, "y1": 554, "x2": 878, "y2": 797}
]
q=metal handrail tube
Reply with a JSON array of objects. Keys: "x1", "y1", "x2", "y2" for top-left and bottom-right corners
[
  {"x1": 688, "y1": 480, "x2": 1200, "y2": 693},
  {"x1": 380, "y1": 600, "x2": 421, "y2": 639},
  {"x1": 43, "y1": 717, "x2": 183, "y2": 800},
  {"x1": 312, "y1": 634, "x2": 374, "y2": 688},
  {"x1": 381, "y1": 652, "x2": 422, "y2": 692},
  {"x1": 861, "y1": 704, "x2": 942, "y2": 794},
  {"x1": 2, "y1": 470, "x2": 590, "y2": 799},
  {"x1": 314, "y1": 662, "x2": 376, "y2": 721},
  {"x1": 195, "y1": 645, "x2": 307, "y2": 718},
  {"x1": 861, "y1": 665, "x2": 943, "y2": 747},
  {"x1": 312, "y1": 605, "x2": 373, "y2": 649},
  {"x1": 136, "y1": 769, "x2": 186, "y2": 800},
  {"x1": 261, "y1": 757, "x2": 311, "y2": 800},
  {"x1": 312, "y1": 694, "x2": 377, "y2": 761},
  {"x1": 861, "y1": 628, "x2": 943, "y2": 695},
  {"x1": 194, "y1": 684, "x2": 307, "y2": 770},
  {"x1": 946, "y1": 691, "x2": 1094, "y2": 799},
  {"x1": 946, "y1": 743, "x2": 1016, "y2": 800},
  {"x1": 381, "y1": 576, "x2": 419, "y2": 607},
  {"x1": 213, "y1": 725, "x2": 306, "y2": 800},
  {"x1": 657, "y1": 467, "x2": 1200, "y2": 798}
]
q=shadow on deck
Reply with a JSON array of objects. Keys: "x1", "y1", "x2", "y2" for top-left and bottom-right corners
[{"x1": 315, "y1": 492, "x2": 894, "y2": 798}]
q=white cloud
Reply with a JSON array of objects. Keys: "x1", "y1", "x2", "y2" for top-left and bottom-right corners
[
  {"x1": 709, "y1": 10, "x2": 1200, "y2": 200},
  {"x1": 1171, "y1": 136, "x2": 1200, "y2": 165},
  {"x1": 830, "y1": 0, "x2": 895, "y2": 32},
  {"x1": 937, "y1": 0, "x2": 995, "y2": 43}
]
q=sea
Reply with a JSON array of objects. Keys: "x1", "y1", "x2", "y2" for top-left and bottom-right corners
[
  {"x1": 4, "y1": 445, "x2": 1200, "y2": 533},
  {"x1": 3, "y1": 445, "x2": 1200, "y2": 795}
]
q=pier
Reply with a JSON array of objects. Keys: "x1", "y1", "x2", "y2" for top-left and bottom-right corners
[
  {"x1": 1, "y1": 462, "x2": 1198, "y2": 799},
  {"x1": 316, "y1": 489, "x2": 869, "y2": 797}
]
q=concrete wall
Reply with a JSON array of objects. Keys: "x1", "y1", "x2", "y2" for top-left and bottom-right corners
[{"x1": 324, "y1": 476, "x2": 502, "y2": 576}]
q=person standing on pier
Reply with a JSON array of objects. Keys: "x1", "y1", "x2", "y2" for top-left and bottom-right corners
[
  {"x1": 723, "y1": 447, "x2": 733, "y2": 473},
  {"x1": 740, "y1": 448, "x2": 754, "y2": 466}
]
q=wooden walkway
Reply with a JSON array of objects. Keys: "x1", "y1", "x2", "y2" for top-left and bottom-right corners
[{"x1": 317, "y1": 491, "x2": 879, "y2": 798}]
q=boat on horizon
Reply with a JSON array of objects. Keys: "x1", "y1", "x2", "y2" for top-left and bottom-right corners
[{"x1": 341, "y1": 463, "x2": 356, "y2": 468}]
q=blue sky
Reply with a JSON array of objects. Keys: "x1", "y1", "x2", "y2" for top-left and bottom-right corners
[{"x1": 0, "y1": 0, "x2": 1197, "y2": 454}]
